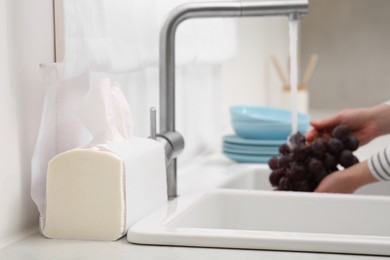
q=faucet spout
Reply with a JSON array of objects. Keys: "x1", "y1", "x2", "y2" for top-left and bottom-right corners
[{"x1": 159, "y1": 0, "x2": 309, "y2": 199}]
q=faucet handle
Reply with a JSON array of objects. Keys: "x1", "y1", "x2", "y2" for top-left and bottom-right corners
[{"x1": 150, "y1": 107, "x2": 157, "y2": 140}]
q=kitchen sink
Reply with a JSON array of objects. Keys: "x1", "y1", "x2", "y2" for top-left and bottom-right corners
[
  {"x1": 128, "y1": 155, "x2": 390, "y2": 255},
  {"x1": 219, "y1": 166, "x2": 390, "y2": 196},
  {"x1": 128, "y1": 189, "x2": 390, "y2": 255},
  {"x1": 218, "y1": 166, "x2": 273, "y2": 191}
]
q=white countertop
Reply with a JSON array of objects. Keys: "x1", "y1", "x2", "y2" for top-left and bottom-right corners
[
  {"x1": 2, "y1": 232, "x2": 390, "y2": 260},
  {"x1": 2, "y1": 109, "x2": 390, "y2": 259}
]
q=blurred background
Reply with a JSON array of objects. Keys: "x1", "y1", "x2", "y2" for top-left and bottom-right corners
[
  {"x1": 301, "y1": 0, "x2": 390, "y2": 110},
  {"x1": 223, "y1": 0, "x2": 390, "y2": 114}
]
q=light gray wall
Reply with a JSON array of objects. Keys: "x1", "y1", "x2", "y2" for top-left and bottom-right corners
[
  {"x1": 0, "y1": 0, "x2": 54, "y2": 248},
  {"x1": 301, "y1": 0, "x2": 390, "y2": 110}
]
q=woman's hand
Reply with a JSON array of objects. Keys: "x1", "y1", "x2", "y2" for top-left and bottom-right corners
[
  {"x1": 315, "y1": 161, "x2": 377, "y2": 194},
  {"x1": 306, "y1": 104, "x2": 390, "y2": 145}
]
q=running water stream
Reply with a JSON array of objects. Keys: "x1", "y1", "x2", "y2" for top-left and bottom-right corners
[{"x1": 289, "y1": 19, "x2": 299, "y2": 135}]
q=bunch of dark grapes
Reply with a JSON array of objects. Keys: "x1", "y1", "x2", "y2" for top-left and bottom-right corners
[{"x1": 268, "y1": 124, "x2": 360, "y2": 192}]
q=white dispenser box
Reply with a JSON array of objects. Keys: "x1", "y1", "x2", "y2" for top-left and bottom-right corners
[
  {"x1": 34, "y1": 78, "x2": 167, "y2": 241},
  {"x1": 42, "y1": 137, "x2": 167, "y2": 241}
]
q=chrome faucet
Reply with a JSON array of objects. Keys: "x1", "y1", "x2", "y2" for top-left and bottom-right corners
[{"x1": 155, "y1": 0, "x2": 308, "y2": 199}]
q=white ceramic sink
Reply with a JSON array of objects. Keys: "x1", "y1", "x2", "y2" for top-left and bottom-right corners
[
  {"x1": 128, "y1": 189, "x2": 390, "y2": 256},
  {"x1": 218, "y1": 166, "x2": 273, "y2": 191},
  {"x1": 219, "y1": 167, "x2": 390, "y2": 196}
]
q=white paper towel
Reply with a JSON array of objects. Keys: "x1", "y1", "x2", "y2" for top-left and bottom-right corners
[
  {"x1": 103, "y1": 138, "x2": 167, "y2": 230},
  {"x1": 79, "y1": 78, "x2": 168, "y2": 230},
  {"x1": 42, "y1": 78, "x2": 167, "y2": 240},
  {"x1": 78, "y1": 78, "x2": 134, "y2": 144}
]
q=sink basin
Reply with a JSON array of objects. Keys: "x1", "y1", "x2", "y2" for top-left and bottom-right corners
[
  {"x1": 219, "y1": 166, "x2": 390, "y2": 196},
  {"x1": 219, "y1": 166, "x2": 273, "y2": 190},
  {"x1": 128, "y1": 189, "x2": 390, "y2": 255}
]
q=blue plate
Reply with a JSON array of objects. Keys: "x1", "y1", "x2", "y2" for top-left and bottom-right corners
[
  {"x1": 230, "y1": 105, "x2": 310, "y2": 124},
  {"x1": 232, "y1": 120, "x2": 309, "y2": 140},
  {"x1": 223, "y1": 147, "x2": 278, "y2": 156},
  {"x1": 223, "y1": 135, "x2": 285, "y2": 146},
  {"x1": 223, "y1": 151, "x2": 271, "y2": 163},
  {"x1": 223, "y1": 143, "x2": 279, "y2": 154}
]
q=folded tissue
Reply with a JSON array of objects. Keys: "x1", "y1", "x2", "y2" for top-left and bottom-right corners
[{"x1": 42, "y1": 78, "x2": 167, "y2": 241}]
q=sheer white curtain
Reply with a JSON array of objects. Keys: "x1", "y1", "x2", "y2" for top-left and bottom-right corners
[
  {"x1": 32, "y1": 0, "x2": 237, "y2": 219},
  {"x1": 62, "y1": 0, "x2": 236, "y2": 76},
  {"x1": 61, "y1": 0, "x2": 237, "y2": 160}
]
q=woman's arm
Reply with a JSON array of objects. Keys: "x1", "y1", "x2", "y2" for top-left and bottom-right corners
[
  {"x1": 368, "y1": 146, "x2": 390, "y2": 181},
  {"x1": 315, "y1": 160, "x2": 378, "y2": 193},
  {"x1": 312, "y1": 101, "x2": 390, "y2": 193},
  {"x1": 307, "y1": 102, "x2": 390, "y2": 145},
  {"x1": 371, "y1": 102, "x2": 390, "y2": 137}
]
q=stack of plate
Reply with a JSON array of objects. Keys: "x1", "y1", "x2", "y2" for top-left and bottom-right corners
[
  {"x1": 223, "y1": 135, "x2": 284, "y2": 163},
  {"x1": 223, "y1": 106, "x2": 310, "y2": 163}
]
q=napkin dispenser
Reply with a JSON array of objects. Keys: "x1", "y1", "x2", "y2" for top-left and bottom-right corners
[
  {"x1": 41, "y1": 78, "x2": 167, "y2": 241},
  {"x1": 42, "y1": 138, "x2": 167, "y2": 241}
]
